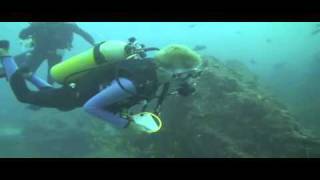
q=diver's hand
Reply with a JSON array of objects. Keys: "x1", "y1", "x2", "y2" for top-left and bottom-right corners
[{"x1": 125, "y1": 115, "x2": 147, "y2": 134}]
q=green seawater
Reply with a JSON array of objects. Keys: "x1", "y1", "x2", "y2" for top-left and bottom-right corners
[{"x1": 0, "y1": 22, "x2": 320, "y2": 157}]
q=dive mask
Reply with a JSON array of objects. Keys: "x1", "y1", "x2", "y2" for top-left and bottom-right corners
[{"x1": 160, "y1": 67, "x2": 201, "y2": 81}]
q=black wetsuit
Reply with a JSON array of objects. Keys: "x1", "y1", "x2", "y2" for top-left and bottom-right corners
[
  {"x1": 9, "y1": 59, "x2": 159, "y2": 112},
  {"x1": 10, "y1": 70, "x2": 81, "y2": 111},
  {"x1": 15, "y1": 22, "x2": 95, "y2": 84}
]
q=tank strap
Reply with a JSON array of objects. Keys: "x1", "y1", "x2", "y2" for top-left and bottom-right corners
[{"x1": 93, "y1": 41, "x2": 106, "y2": 64}]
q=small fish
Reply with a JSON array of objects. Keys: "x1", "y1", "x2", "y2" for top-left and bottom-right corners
[
  {"x1": 188, "y1": 24, "x2": 196, "y2": 28},
  {"x1": 266, "y1": 38, "x2": 272, "y2": 43},
  {"x1": 273, "y1": 62, "x2": 287, "y2": 70},
  {"x1": 249, "y1": 59, "x2": 257, "y2": 65},
  {"x1": 193, "y1": 45, "x2": 207, "y2": 51}
]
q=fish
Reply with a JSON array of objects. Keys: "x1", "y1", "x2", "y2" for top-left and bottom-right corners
[
  {"x1": 273, "y1": 62, "x2": 287, "y2": 70},
  {"x1": 188, "y1": 24, "x2": 196, "y2": 28},
  {"x1": 193, "y1": 45, "x2": 207, "y2": 51},
  {"x1": 266, "y1": 38, "x2": 272, "y2": 43},
  {"x1": 249, "y1": 59, "x2": 257, "y2": 65}
]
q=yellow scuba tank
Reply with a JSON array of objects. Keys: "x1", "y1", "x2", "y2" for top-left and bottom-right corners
[{"x1": 50, "y1": 40, "x2": 128, "y2": 84}]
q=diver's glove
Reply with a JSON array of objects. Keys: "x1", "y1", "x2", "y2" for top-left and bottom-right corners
[
  {"x1": 125, "y1": 113, "x2": 161, "y2": 134},
  {"x1": 177, "y1": 82, "x2": 196, "y2": 96},
  {"x1": 123, "y1": 115, "x2": 145, "y2": 134}
]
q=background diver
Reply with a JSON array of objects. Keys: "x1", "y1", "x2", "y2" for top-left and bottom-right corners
[
  {"x1": 0, "y1": 39, "x2": 202, "y2": 133},
  {"x1": 15, "y1": 22, "x2": 96, "y2": 84}
]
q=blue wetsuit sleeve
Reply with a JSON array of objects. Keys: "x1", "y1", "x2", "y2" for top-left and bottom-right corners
[
  {"x1": 1, "y1": 56, "x2": 52, "y2": 89},
  {"x1": 1, "y1": 56, "x2": 18, "y2": 79},
  {"x1": 83, "y1": 78, "x2": 137, "y2": 128},
  {"x1": 27, "y1": 75, "x2": 52, "y2": 89}
]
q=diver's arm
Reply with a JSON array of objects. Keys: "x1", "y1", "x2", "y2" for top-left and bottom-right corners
[
  {"x1": 72, "y1": 24, "x2": 95, "y2": 46},
  {"x1": 83, "y1": 78, "x2": 136, "y2": 128}
]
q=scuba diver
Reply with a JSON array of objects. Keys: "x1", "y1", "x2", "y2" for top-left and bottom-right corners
[
  {"x1": 0, "y1": 38, "x2": 202, "y2": 133},
  {"x1": 15, "y1": 22, "x2": 95, "y2": 84}
]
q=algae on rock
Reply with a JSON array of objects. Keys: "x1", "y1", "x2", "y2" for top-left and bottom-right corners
[{"x1": 122, "y1": 56, "x2": 320, "y2": 157}]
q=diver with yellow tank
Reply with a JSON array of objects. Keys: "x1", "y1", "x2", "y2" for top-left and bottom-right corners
[{"x1": 0, "y1": 38, "x2": 202, "y2": 133}]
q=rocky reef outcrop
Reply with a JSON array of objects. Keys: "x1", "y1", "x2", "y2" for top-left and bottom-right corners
[
  {"x1": 115, "y1": 56, "x2": 320, "y2": 157},
  {"x1": 19, "y1": 56, "x2": 320, "y2": 157}
]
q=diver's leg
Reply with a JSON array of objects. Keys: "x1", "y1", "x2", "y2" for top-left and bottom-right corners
[
  {"x1": 9, "y1": 69, "x2": 73, "y2": 109},
  {"x1": 21, "y1": 50, "x2": 44, "y2": 73},
  {"x1": 1, "y1": 54, "x2": 52, "y2": 89},
  {"x1": 28, "y1": 75, "x2": 53, "y2": 89},
  {"x1": 83, "y1": 78, "x2": 137, "y2": 128},
  {"x1": 0, "y1": 51, "x2": 31, "y2": 78},
  {"x1": 47, "y1": 54, "x2": 62, "y2": 84},
  {"x1": 14, "y1": 50, "x2": 32, "y2": 67},
  {"x1": 1, "y1": 56, "x2": 18, "y2": 80},
  {"x1": 9, "y1": 69, "x2": 51, "y2": 106},
  {"x1": 18, "y1": 51, "x2": 53, "y2": 89}
]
